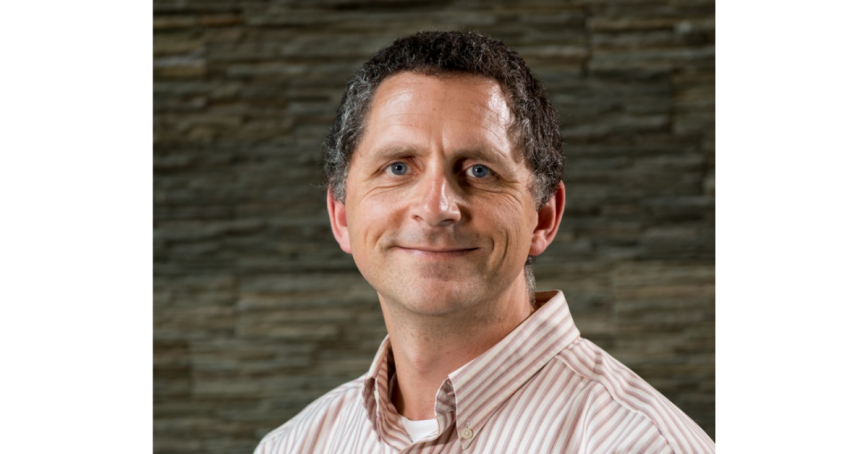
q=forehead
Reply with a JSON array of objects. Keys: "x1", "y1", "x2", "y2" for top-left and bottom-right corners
[
  {"x1": 355, "y1": 72, "x2": 517, "y2": 160},
  {"x1": 371, "y1": 71, "x2": 510, "y2": 117}
]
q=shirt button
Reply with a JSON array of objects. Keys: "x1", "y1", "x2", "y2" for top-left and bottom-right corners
[{"x1": 460, "y1": 427, "x2": 474, "y2": 440}]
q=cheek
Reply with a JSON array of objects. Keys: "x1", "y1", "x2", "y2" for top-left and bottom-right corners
[
  {"x1": 347, "y1": 192, "x2": 406, "y2": 246},
  {"x1": 483, "y1": 201, "x2": 536, "y2": 255}
]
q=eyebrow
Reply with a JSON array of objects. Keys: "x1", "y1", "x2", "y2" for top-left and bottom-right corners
[
  {"x1": 365, "y1": 144, "x2": 419, "y2": 163},
  {"x1": 366, "y1": 142, "x2": 514, "y2": 168}
]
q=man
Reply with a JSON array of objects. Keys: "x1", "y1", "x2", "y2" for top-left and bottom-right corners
[{"x1": 255, "y1": 31, "x2": 714, "y2": 453}]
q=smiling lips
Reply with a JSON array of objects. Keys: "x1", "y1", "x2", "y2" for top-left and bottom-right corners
[{"x1": 396, "y1": 246, "x2": 479, "y2": 257}]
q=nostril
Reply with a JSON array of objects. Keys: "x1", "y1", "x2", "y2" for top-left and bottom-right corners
[{"x1": 409, "y1": 170, "x2": 463, "y2": 226}]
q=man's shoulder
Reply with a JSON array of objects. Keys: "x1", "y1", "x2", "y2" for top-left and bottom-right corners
[
  {"x1": 547, "y1": 337, "x2": 714, "y2": 453},
  {"x1": 254, "y1": 376, "x2": 366, "y2": 453}
]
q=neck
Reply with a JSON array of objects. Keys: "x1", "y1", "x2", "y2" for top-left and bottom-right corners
[{"x1": 380, "y1": 276, "x2": 535, "y2": 420}]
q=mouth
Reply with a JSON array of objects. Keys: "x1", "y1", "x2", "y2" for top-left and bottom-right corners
[{"x1": 395, "y1": 246, "x2": 479, "y2": 257}]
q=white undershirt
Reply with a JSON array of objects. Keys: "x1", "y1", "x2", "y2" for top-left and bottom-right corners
[
  {"x1": 394, "y1": 358, "x2": 472, "y2": 443},
  {"x1": 400, "y1": 415, "x2": 439, "y2": 443}
]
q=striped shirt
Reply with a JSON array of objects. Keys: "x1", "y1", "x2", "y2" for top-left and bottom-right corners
[{"x1": 254, "y1": 290, "x2": 715, "y2": 453}]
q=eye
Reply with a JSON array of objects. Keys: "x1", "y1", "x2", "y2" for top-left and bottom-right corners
[
  {"x1": 466, "y1": 164, "x2": 492, "y2": 178},
  {"x1": 388, "y1": 162, "x2": 409, "y2": 175}
]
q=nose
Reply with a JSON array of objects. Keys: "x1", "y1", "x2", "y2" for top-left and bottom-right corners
[{"x1": 411, "y1": 169, "x2": 462, "y2": 227}]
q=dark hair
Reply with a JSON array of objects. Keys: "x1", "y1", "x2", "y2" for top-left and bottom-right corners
[
  {"x1": 323, "y1": 31, "x2": 563, "y2": 302},
  {"x1": 324, "y1": 30, "x2": 564, "y2": 210}
]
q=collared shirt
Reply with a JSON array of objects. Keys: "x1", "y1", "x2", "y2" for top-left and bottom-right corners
[{"x1": 254, "y1": 291, "x2": 715, "y2": 453}]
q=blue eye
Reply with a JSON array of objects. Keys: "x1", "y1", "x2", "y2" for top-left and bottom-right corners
[
  {"x1": 389, "y1": 162, "x2": 408, "y2": 175},
  {"x1": 467, "y1": 165, "x2": 491, "y2": 178}
]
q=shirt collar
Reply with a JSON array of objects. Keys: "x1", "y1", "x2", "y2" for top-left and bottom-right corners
[{"x1": 361, "y1": 290, "x2": 580, "y2": 449}]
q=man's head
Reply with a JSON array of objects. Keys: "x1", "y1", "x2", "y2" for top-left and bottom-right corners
[
  {"x1": 324, "y1": 31, "x2": 565, "y2": 309},
  {"x1": 324, "y1": 31, "x2": 564, "y2": 209}
]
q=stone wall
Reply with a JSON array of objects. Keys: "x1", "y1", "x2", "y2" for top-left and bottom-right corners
[{"x1": 154, "y1": 1, "x2": 715, "y2": 452}]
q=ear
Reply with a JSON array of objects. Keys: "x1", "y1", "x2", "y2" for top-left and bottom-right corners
[
  {"x1": 529, "y1": 181, "x2": 565, "y2": 257},
  {"x1": 327, "y1": 189, "x2": 352, "y2": 254}
]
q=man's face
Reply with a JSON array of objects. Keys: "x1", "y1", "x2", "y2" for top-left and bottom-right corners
[{"x1": 328, "y1": 72, "x2": 560, "y2": 316}]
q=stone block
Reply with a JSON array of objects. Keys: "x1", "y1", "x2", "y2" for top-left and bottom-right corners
[
  {"x1": 644, "y1": 195, "x2": 714, "y2": 221},
  {"x1": 201, "y1": 14, "x2": 243, "y2": 27},
  {"x1": 674, "y1": 110, "x2": 715, "y2": 136},
  {"x1": 674, "y1": 79, "x2": 715, "y2": 110},
  {"x1": 154, "y1": 56, "x2": 207, "y2": 79},
  {"x1": 154, "y1": 306, "x2": 235, "y2": 340},
  {"x1": 154, "y1": 16, "x2": 199, "y2": 30},
  {"x1": 154, "y1": 36, "x2": 204, "y2": 57},
  {"x1": 612, "y1": 261, "x2": 715, "y2": 288},
  {"x1": 639, "y1": 226, "x2": 715, "y2": 259},
  {"x1": 562, "y1": 113, "x2": 671, "y2": 140},
  {"x1": 235, "y1": 320, "x2": 341, "y2": 340},
  {"x1": 239, "y1": 272, "x2": 370, "y2": 294},
  {"x1": 153, "y1": 437, "x2": 201, "y2": 453},
  {"x1": 589, "y1": 17, "x2": 680, "y2": 32},
  {"x1": 155, "y1": 219, "x2": 265, "y2": 243},
  {"x1": 192, "y1": 374, "x2": 310, "y2": 398},
  {"x1": 704, "y1": 168, "x2": 715, "y2": 198},
  {"x1": 590, "y1": 46, "x2": 715, "y2": 73},
  {"x1": 227, "y1": 63, "x2": 308, "y2": 78},
  {"x1": 615, "y1": 297, "x2": 714, "y2": 326},
  {"x1": 190, "y1": 339, "x2": 315, "y2": 372},
  {"x1": 154, "y1": 340, "x2": 192, "y2": 397}
]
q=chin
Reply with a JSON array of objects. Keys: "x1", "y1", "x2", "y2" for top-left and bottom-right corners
[{"x1": 386, "y1": 283, "x2": 478, "y2": 316}]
